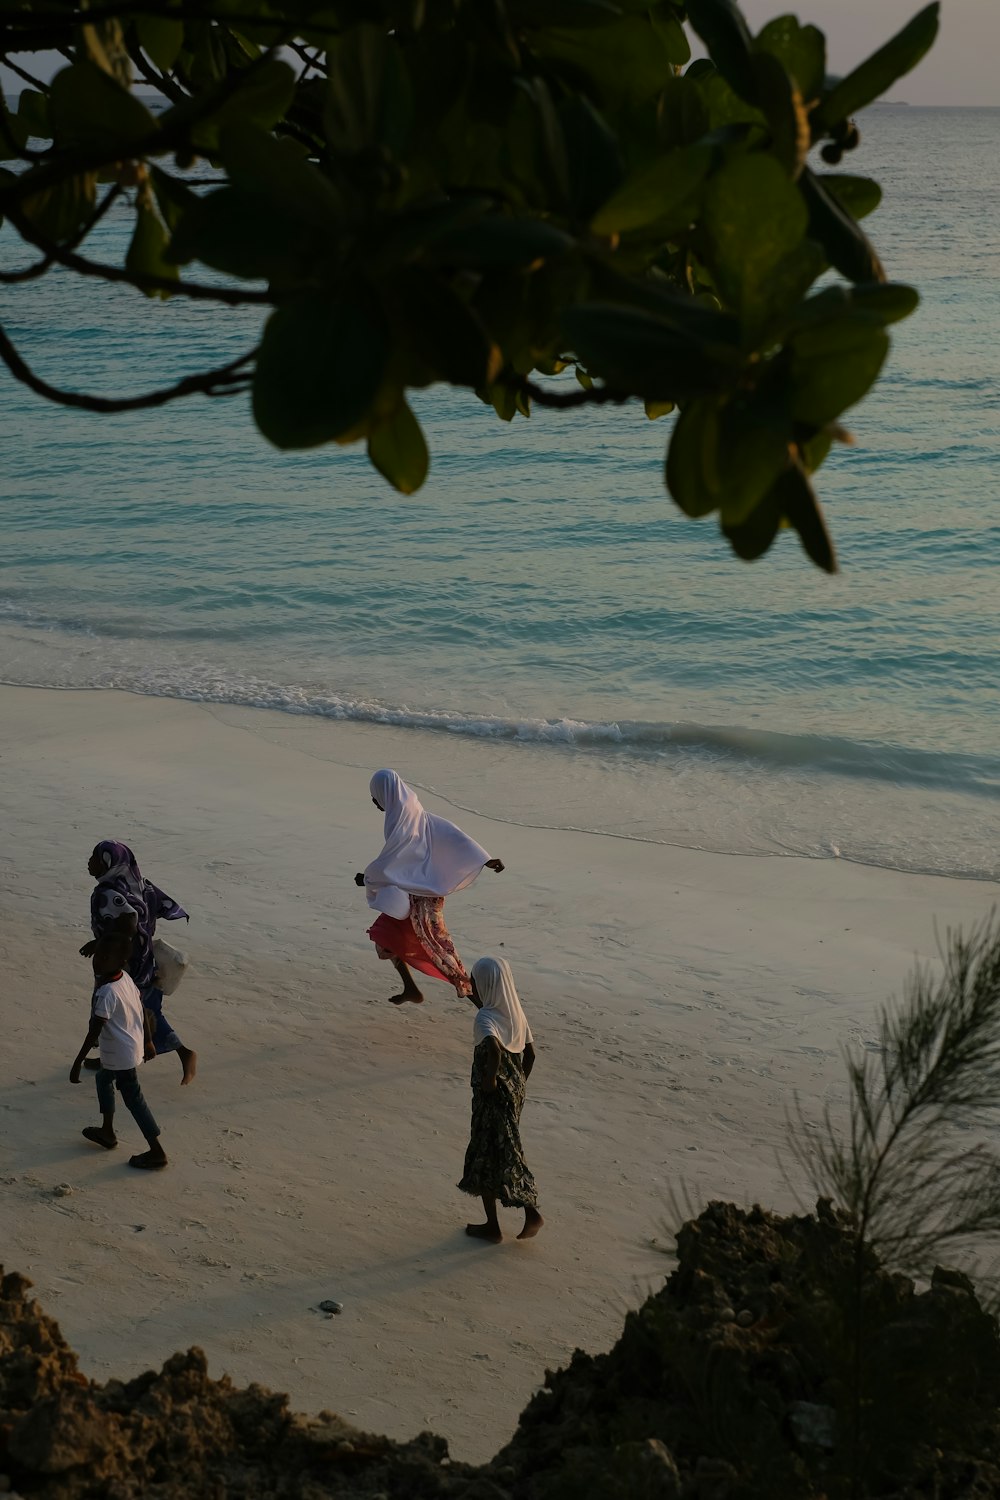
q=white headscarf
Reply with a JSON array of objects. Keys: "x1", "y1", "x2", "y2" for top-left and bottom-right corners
[
  {"x1": 364, "y1": 770, "x2": 490, "y2": 918},
  {"x1": 472, "y1": 956, "x2": 533, "y2": 1055}
]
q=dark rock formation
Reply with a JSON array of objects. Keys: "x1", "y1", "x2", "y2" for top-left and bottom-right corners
[{"x1": 4, "y1": 1203, "x2": 1000, "y2": 1499}]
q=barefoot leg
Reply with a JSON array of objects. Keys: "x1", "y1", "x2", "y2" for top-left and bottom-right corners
[
  {"x1": 466, "y1": 1196, "x2": 503, "y2": 1243},
  {"x1": 518, "y1": 1206, "x2": 544, "y2": 1240},
  {"x1": 178, "y1": 1046, "x2": 197, "y2": 1085},
  {"x1": 387, "y1": 958, "x2": 424, "y2": 1005}
]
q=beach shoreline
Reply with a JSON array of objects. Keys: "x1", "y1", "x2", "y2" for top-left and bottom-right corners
[{"x1": 3, "y1": 682, "x2": 998, "y2": 1463}]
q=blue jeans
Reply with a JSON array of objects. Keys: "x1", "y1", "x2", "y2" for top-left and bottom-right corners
[
  {"x1": 96, "y1": 1067, "x2": 160, "y2": 1144},
  {"x1": 142, "y1": 986, "x2": 182, "y2": 1055}
]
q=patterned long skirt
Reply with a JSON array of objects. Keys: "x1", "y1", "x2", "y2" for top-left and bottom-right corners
[
  {"x1": 368, "y1": 894, "x2": 472, "y2": 998},
  {"x1": 458, "y1": 1042, "x2": 539, "y2": 1210}
]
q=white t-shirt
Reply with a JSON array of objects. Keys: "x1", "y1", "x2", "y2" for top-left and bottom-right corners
[{"x1": 93, "y1": 973, "x2": 145, "y2": 1071}]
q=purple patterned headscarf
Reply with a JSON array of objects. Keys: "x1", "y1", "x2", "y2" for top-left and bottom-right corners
[{"x1": 89, "y1": 840, "x2": 188, "y2": 992}]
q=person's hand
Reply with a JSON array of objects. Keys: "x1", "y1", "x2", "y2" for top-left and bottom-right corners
[
  {"x1": 354, "y1": 872, "x2": 366, "y2": 887},
  {"x1": 144, "y1": 1043, "x2": 156, "y2": 1061},
  {"x1": 79, "y1": 940, "x2": 97, "y2": 957},
  {"x1": 69, "y1": 1062, "x2": 82, "y2": 1084},
  {"x1": 485, "y1": 858, "x2": 505, "y2": 873}
]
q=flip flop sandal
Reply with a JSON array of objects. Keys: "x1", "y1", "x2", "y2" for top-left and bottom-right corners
[
  {"x1": 128, "y1": 1152, "x2": 167, "y2": 1171},
  {"x1": 82, "y1": 1127, "x2": 117, "y2": 1150}
]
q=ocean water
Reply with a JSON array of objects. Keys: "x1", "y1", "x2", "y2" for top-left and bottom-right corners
[{"x1": 2, "y1": 107, "x2": 999, "y2": 879}]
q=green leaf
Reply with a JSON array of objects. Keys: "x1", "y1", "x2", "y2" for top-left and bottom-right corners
[
  {"x1": 562, "y1": 303, "x2": 736, "y2": 399},
  {"x1": 657, "y1": 75, "x2": 710, "y2": 148},
  {"x1": 777, "y1": 459, "x2": 837, "y2": 572},
  {"x1": 483, "y1": 382, "x2": 520, "y2": 422},
  {"x1": 199, "y1": 58, "x2": 296, "y2": 141},
  {"x1": 218, "y1": 123, "x2": 342, "y2": 230},
  {"x1": 850, "y1": 282, "x2": 919, "y2": 324},
  {"x1": 702, "y1": 154, "x2": 808, "y2": 321},
  {"x1": 17, "y1": 89, "x2": 50, "y2": 141},
  {"x1": 368, "y1": 400, "x2": 429, "y2": 494},
  {"x1": 158, "y1": 59, "x2": 296, "y2": 151},
  {"x1": 790, "y1": 281, "x2": 919, "y2": 330},
  {"x1": 167, "y1": 186, "x2": 313, "y2": 282},
  {"x1": 717, "y1": 389, "x2": 794, "y2": 525},
  {"x1": 136, "y1": 14, "x2": 184, "y2": 74},
  {"x1": 821, "y1": 173, "x2": 882, "y2": 221},
  {"x1": 253, "y1": 296, "x2": 389, "y2": 451},
  {"x1": 0, "y1": 102, "x2": 28, "y2": 161},
  {"x1": 430, "y1": 217, "x2": 574, "y2": 269},
  {"x1": 789, "y1": 317, "x2": 890, "y2": 425},
  {"x1": 685, "y1": 0, "x2": 758, "y2": 105},
  {"x1": 814, "y1": 3, "x2": 940, "y2": 129},
  {"x1": 751, "y1": 50, "x2": 809, "y2": 177},
  {"x1": 514, "y1": 0, "x2": 622, "y2": 22},
  {"x1": 532, "y1": 16, "x2": 681, "y2": 107},
  {"x1": 559, "y1": 98, "x2": 623, "y2": 224},
  {"x1": 590, "y1": 145, "x2": 712, "y2": 236},
  {"x1": 799, "y1": 166, "x2": 885, "y2": 283},
  {"x1": 754, "y1": 15, "x2": 825, "y2": 101},
  {"x1": 49, "y1": 62, "x2": 156, "y2": 150},
  {"x1": 324, "y1": 24, "x2": 411, "y2": 155},
  {"x1": 721, "y1": 487, "x2": 782, "y2": 559},
  {"x1": 20, "y1": 173, "x2": 97, "y2": 243},
  {"x1": 645, "y1": 398, "x2": 675, "y2": 419},
  {"x1": 125, "y1": 196, "x2": 177, "y2": 298},
  {"x1": 149, "y1": 164, "x2": 198, "y2": 233},
  {"x1": 384, "y1": 269, "x2": 502, "y2": 388},
  {"x1": 666, "y1": 397, "x2": 722, "y2": 517},
  {"x1": 651, "y1": 9, "x2": 692, "y2": 66}
]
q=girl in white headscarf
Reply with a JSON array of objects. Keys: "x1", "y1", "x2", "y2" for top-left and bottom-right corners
[
  {"x1": 458, "y1": 956, "x2": 543, "y2": 1243},
  {"x1": 355, "y1": 770, "x2": 505, "y2": 1004}
]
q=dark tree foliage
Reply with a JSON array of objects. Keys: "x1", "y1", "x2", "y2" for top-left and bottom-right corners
[{"x1": 0, "y1": 0, "x2": 939, "y2": 568}]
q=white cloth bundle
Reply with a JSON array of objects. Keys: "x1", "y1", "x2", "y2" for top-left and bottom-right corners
[{"x1": 151, "y1": 937, "x2": 189, "y2": 995}]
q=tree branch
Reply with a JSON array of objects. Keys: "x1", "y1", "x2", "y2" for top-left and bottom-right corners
[
  {"x1": 2, "y1": 6, "x2": 344, "y2": 38},
  {"x1": 5, "y1": 201, "x2": 275, "y2": 305},
  {"x1": 0, "y1": 323, "x2": 257, "y2": 412},
  {"x1": 0, "y1": 183, "x2": 123, "y2": 285},
  {"x1": 515, "y1": 377, "x2": 634, "y2": 409},
  {"x1": 1, "y1": 54, "x2": 53, "y2": 93},
  {"x1": 1, "y1": 42, "x2": 285, "y2": 208}
]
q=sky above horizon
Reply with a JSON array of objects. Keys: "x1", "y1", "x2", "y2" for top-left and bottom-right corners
[{"x1": 0, "y1": 2, "x2": 995, "y2": 106}]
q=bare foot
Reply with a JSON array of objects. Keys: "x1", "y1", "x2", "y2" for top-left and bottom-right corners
[
  {"x1": 388, "y1": 990, "x2": 424, "y2": 1005},
  {"x1": 129, "y1": 1147, "x2": 168, "y2": 1170},
  {"x1": 465, "y1": 1222, "x2": 503, "y2": 1243},
  {"x1": 82, "y1": 1125, "x2": 117, "y2": 1150},
  {"x1": 517, "y1": 1208, "x2": 544, "y2": 1240},
  {"x1": 178, "y1": 1046, "x2": 197, "y2": 1085}
]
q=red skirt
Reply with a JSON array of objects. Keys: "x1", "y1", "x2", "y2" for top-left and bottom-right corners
[
  {"x1": 368, "y1": 913, "x2": 448, "y2": 982},
  {"x1": 368, "y1": 894, "x2": 472, "y2": 996}
]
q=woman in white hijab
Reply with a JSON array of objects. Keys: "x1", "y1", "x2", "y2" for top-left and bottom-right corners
[
  {"x1": 355, "y1": 770, "x2": 505, "y2": 1004},
  {"x1": 458, "y1": 956, "x2": 543, "y2": 1243}
]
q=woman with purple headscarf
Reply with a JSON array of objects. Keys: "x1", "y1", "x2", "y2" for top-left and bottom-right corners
[{"x1": 81, "y1": 840, "x2": 197, "y2": 1084}]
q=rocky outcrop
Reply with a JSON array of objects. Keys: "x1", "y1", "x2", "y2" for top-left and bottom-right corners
[{"x1": 3, "y1": 1203, "x2": 1000, "y2": 1499}]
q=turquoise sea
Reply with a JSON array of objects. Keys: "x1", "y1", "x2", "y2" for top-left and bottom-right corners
[{"x1": 2, "y1": 107, "x2": 999, "y2": 879}]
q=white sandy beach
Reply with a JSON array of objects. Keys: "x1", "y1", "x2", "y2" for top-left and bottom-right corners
[{"x1": 1, "y1": 682, "x2": 998, "y2": 1464}]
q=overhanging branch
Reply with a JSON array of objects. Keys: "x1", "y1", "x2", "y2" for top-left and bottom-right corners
[
  {"x1": 5, "y1": 202, "x2": 275, "y2": 305},
  {"x1": 0, "y1": 324, "x2": 257, "y2": 412}
]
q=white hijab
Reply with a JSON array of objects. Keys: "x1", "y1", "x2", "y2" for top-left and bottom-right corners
[
  {"x1": 472, "y1": 956, "x2": 533, "y2": 1055},
  {"x1": 364, "y1": 770, "x2": 490, "y2": 918}
]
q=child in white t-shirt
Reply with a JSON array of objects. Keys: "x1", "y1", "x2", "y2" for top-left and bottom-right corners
[{"x1": 70, "y1": 934, "x2": 168, "y2": 1170}]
